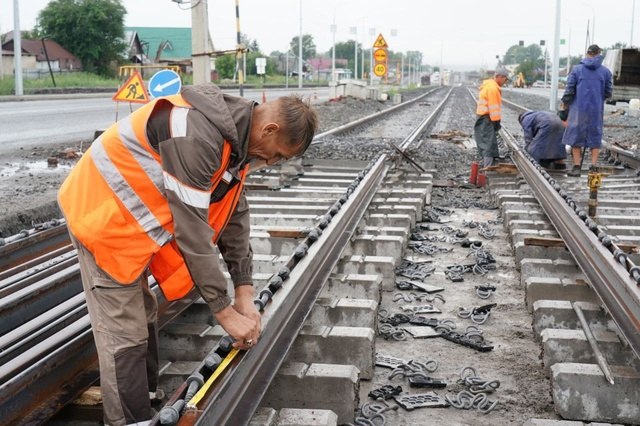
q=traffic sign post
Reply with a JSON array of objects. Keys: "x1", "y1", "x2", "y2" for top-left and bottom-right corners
[
  {"x1": 372, "y1": 34, "x2": 388, "y2": 81},
  {"x1": 112, "y1": 71, "x2": 149, "y2": 104},
  {"x1": 148, "y1": 69, "x2": 182, "y2": 99}
]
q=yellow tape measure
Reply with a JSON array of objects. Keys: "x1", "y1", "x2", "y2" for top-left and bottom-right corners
[{"x1": 186, "y1": 348, "x2": 240, "y2": 408}]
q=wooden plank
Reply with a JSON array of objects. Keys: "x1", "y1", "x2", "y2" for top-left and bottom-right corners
[
  {"x1": 524, "y1": 236, "x2": 639, "y2": 254},
  {"x1": 267, "y1": 229, "x2": 306, "y2": 238}
]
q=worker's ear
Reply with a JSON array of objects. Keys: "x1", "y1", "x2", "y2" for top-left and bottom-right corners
[{"x1": 262, "y1": 122, "x2": 279, "y2": 137}]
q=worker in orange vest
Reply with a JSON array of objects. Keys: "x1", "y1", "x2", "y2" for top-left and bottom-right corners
[
  {"x1": 474, "y1": 68, "x2": 509, "y2": 168},
  {"x1": 58, "y1": 84, "x2": 318, "y2": 426}
]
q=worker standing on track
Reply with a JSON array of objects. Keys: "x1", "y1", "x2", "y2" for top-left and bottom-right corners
[
  {"x1": 57, "y1": 83, "x2": 318, "y2": 426},
  {"x1": 561, "y1": 44, "x2": 613, "y2": 177},
  {"x1": 518, "y1": 110, "x2": 568, "y2": 169},
  {"x1": 474, "y1": 68, "x2": 509, "y2": 168}
]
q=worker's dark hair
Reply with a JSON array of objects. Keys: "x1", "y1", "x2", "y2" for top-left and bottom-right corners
[{"x1": 276, "y1": 95, "x2": 319, "y2": 153}]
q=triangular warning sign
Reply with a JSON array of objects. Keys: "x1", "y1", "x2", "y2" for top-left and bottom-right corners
[
  {"x1": 373, "y1": 33, "x2": 388, "y2": 48},
  {"x1": 113, "y1": 71, "x2": 149, "y2": 104}
]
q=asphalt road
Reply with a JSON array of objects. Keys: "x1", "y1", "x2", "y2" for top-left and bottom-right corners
[{"x1": 0, "y1": 87, "x2": 329, "y2": 155}]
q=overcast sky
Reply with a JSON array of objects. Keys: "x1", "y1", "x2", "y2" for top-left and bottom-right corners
[{"x1": 1, "y1": 0, "x2": 638, "y2": 70}]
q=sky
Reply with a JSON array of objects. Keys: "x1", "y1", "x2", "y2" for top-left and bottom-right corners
[{"x1": 1, "y1": 0, "x2": 638, "y2": 71}]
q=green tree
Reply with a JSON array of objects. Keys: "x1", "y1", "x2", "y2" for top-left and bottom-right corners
[
  {"x1": 289, "y1": 34, "x2": 316, "y2": 59},
  {"x1": 215, "y1": 54, "x2": 236, "y2": 79},
  {"x1": 503, "y1": 43, "x2": 542, "y2": 65},
  {"x1": 36, "y1": 0, "x2": 126, "y2": 76},
  {"x1": 516, "y1": 59, "x2": 539, "y2": 84}
]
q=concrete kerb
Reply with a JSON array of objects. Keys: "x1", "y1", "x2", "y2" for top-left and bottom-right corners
[
  {"x1": 289, "y1": 326, "x2": 375, "y2": 379},
  {"x1": 532, "y1": 300, "x2": 612, "y2": 336},
  {"x1": 307, "y1": 298, "x2": 377, "y2": 329},
  {"x1": 541, "y1": 329, "x2": 640, "y2": 374},
  {"x1": 335, "y1": 255, "x2": 396, "y2": 291},
  {"x1": 322, "y1": 274, "x2": 382, "y2": 303},
  {"x1": 524, "y1": 277, "x2": 599, "y2": 312},
  {"x1": 551, "y1": 362, "x2": 640, "y2": 424},
  {"x1": 260, "y1": 362, "x2": 359, "y2": 424}
]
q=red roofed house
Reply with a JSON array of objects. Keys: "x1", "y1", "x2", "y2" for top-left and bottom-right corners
[{"x1": 2, "y1": 32, "x2": 82, "y2": 78}]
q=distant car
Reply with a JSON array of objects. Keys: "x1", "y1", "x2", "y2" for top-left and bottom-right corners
[{"x1": 532, "y1": 80, "x2": 550, "y2": 88}]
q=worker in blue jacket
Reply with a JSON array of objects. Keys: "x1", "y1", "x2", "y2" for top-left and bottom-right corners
[
  {"x1": 518, "y1": 110, "x2": 567, "y2": 168},
  {"x1": 561, "y1": 44, "x2": 612, "y2": 177}
]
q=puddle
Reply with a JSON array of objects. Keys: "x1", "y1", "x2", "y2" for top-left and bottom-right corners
[{"x1": 0, "y1": 161, "x2": 72, "y2": 178}]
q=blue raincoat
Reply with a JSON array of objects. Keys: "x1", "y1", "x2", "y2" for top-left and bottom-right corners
[
  {"x1": 561, "y1": 55, "x2": 612, "y2": 148},
  {"x1": 520, "y1": 111, "x2": 567, "y2": 161}
]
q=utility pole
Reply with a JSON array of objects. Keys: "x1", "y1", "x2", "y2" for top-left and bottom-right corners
[
  {"x1": 13, "y1": 0, "x2": 23, "y2": 95},
  {"x1": 0, "y1": 24, "x2": 4, "y2": 80},
  {"x1": 298, "y1": 0, "x2": 302, "y2": 89},
  {"x1": 632, "y1": 0, "x2": 636, "y2": 46},
  {"x1": 191, "y1": 0, "x2": 211, "y2": 85},
  {"x1": 235, "y1": 0, "x2": 244, "y2": 97}
]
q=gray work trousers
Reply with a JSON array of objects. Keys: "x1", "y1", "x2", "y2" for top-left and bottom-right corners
[
  {"x1": 474, "y1": 114, "x2": 499, "y2": 167},
  {"x1": 74, "y1": 237, "x2": 159, "y2": 426}
]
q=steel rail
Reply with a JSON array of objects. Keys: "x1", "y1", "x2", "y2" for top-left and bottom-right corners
[
  {"x1": 1, "y1": 89, "x2": 451, "y2": 424},
  {"x1": 500, "y1": 128, "x2": 640, "y2": 359},
  {"x1": 312, "y1": 87, "x2": 444, "y2": 142},
  {"x1": 193, "y1": 156, "x2": 388, "y2": 425},
  {"x1": 188, "y1": 88, "x2": 453, "y2": 425}
]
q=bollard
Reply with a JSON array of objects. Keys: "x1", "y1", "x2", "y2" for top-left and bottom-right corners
[
  {"x1": 469, "y1": 161, "x2": 479, "y2": 185},
  {"x1": 476, "y1": 172, "x2": 487, "y2": 187}
]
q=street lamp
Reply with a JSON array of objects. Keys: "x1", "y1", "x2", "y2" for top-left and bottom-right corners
[
  {"x1": 331, "y1": 22, "x2": 337, "y2": 83},
  {"x1": 369, "y1": 27, "x2": 376, "y2": 85},
  {"x1": 298, "y1": 0, "x2": 302, "y2": 89},
  {"x1": 350, "y1": 26, "x2": 358, "y2": 80}
]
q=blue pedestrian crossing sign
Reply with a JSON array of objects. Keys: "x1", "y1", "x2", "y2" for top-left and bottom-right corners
[{"x1": 148, "y1": 69, "x2": 182, "y2": 99}]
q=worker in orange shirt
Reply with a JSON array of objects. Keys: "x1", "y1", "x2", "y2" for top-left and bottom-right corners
[
  {"x1": 58, "y1": 84, "x2": 318, "y2": 426},
  {"x1": 474, "y1": 68, "x2": 509, "y2": 168}
]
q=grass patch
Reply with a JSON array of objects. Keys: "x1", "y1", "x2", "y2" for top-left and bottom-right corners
[{"x1": 0, "y1": 72, "x2": 122, "y2": 95}]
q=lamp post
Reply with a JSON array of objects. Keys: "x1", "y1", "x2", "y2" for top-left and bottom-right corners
[
  {"x1": 298, "y1": 0, "x2": 302, "y2": 89},
  {"x1": 550, "y1": 0, "x2": 562, "y2": 111},
  {"x1": 331, "y1": 21, "x2": 337, "y2": 83},
  {"x1": 369, "y1": 27, "x2": 376, "y2": 85},
  {"x1": 350, "y1": 26, "x2": 358, "y2": 80}
]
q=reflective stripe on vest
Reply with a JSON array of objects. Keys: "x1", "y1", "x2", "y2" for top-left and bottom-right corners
[
  {"x1": 149, "y1": 160, "x2": 249, "y2": 301},
  {"x1": 58, "y1": 94, "x2": 244, "y2": 286}
]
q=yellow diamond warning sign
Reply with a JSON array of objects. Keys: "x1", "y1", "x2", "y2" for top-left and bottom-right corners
[
  {"x1": 373, "y1": 33, "x2": 388, "y2": 48},
  {"x1": 113, "y1": 70, "x2": 149, "y2": 104}
]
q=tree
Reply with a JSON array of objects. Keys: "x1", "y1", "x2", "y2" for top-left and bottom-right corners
[
  {"x1": 503, "y1": 43, "x2": 542, "y2": 65},
  {"x1": 289, "y1": 34, "x2": 316, "y2": 59},
  {"x1": 36, "y1": 0, "x2": 126, "y2": 76}
]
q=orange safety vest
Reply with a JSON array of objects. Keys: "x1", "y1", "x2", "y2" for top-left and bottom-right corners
[
  {"x1": 58, "y1": 94, "x2": 248, "y2": 301},
  {"x1": 476, "y1": 78, "x2": 502, "y2": 121}
]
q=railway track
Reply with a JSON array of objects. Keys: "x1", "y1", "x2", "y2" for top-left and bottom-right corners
[{"x1": 2, "y1": 85, "x2": 639, "y2": 425}]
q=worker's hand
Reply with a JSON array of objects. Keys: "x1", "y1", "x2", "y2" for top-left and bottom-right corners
[
  {"x1": 233, "y1": 285, "x2": 262, "y2": 332},
  {"x1": 213, "y1": 305, "x2": 260, "y2": 350},
  {"x1": 493, "y1": 120, "x2": 501, "y2": 132}
]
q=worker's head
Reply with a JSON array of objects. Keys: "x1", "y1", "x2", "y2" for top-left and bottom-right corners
[
  {"x1": 517, "y1": 112, "x2": 526, "y2": 124},
  {"x1": 247, "y1": 95, "x2": 318, "y2": 170},
  {"x1": 586, "y1": 44, "x2": 602, "y2": 57},
  {"x1": 494, "y1": 68, "x2": 509, "y2": 87}
]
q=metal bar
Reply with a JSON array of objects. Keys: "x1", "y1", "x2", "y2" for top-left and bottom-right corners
[{"x1": 571, "y1": 301, "x2": 615, "y2": 384}]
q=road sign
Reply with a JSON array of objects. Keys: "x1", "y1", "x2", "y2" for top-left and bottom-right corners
[
  {"x1": 374, "y1": 48, "x2": 387, "y2": 63},
  {"x1": 112, "y1": 70, "x2": 149, "y2": 104},
  {"x1": 148, "y1": 69, "x2": 182, "y2": 99},
  {"x1": 373, "y1": 33, "x2": 388, "y2": 48},
  {"x1": 374, "y1": 63, "x2": 387, "y2": 77}
]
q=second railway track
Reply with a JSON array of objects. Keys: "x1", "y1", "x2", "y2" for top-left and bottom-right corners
[{"x1": 1, "y1": 86, "x2": 640, "y2": 425}]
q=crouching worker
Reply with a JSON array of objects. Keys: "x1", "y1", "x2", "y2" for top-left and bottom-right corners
[
  {"x1": 518, "y1": 110, "x2": 568, "y2": 169},
  {"x1": 57, "y1": 83, "x2": 318, "y2": 426}
]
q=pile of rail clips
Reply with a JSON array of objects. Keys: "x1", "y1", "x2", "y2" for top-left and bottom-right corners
[{"x1": 348, "y1": 207, "x2": 502, "y2": 424}]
